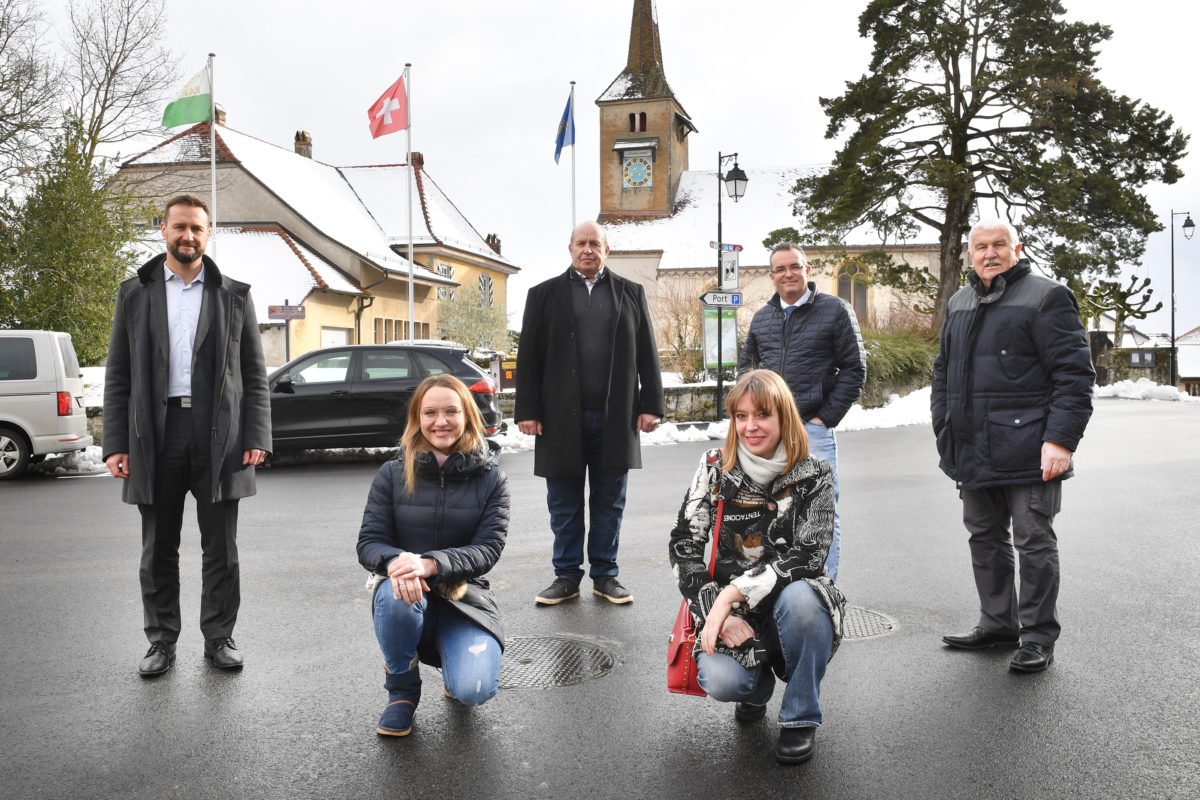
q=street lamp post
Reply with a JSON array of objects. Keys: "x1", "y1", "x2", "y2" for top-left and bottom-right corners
[
  {"x1": 715, "y1": 151, "x2": 748, "y2": 420},
  {"x1": 1169, "y1": 209, "x2": 1195, "y2": 388}
]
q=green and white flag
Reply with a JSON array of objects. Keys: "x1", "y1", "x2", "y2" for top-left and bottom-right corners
[{"x1": 162, "y1": 67, "x2": 211, "y2": 127}]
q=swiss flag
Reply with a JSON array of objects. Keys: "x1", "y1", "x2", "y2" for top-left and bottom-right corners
[{"x1": 367, "y1": 76, "x2": 408, "y2": 139}]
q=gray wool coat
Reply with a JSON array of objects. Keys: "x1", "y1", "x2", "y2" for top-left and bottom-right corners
[{"x1": 102, "y1": 253, "x2": 272, "y2": 505}]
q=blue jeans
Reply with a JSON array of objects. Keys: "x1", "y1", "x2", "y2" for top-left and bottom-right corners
[
  {"x1": 373, "y1": 587, "x2": 501, "y2": 706},
  {"x1": 806, "y1": 420, "x2": 841, "y2": 581},
  {"x1": 696, "y1": 581, "x2": 834, "y2": 726},
  {"x1": 545, "y1": 409, "x2": 628, "y2": 584}
]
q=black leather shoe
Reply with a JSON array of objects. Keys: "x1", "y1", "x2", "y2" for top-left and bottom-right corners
[
  {"x1": 776, "y1": 726, "x2": 816, "y2": 765},
  {"x1": 735, "y1": 702, "x2": 767, "y2": 723},
  {"x1": 1009, "y1": 642, "x2": 1054, "y2": 673},
  {"x1": 942, "y1": 626, "x2": 1020, "y2": 650},
  {"x1": 204, "y1": 637, "x2": 244, "y2": 670},
  {"x1": 138, "y1": 642, "x2": 175, "y2": 677}
]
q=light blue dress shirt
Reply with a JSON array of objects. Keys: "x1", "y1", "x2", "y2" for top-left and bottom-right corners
[{"x1": 163, "y1": 263, "x2": 205, "y2": 398}]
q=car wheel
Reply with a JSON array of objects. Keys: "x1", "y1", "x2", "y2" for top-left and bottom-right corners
[{"x1": 0, "y1": 426, "x2": 31, "y2": 480}]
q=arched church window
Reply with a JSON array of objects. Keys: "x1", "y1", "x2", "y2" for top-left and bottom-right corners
[
  {"x1": 837, "y1": 267, "x2": 868, "y2": 324},
  {"x1": 629, "y1": 113, "x2": 636, "y2": 132},
  {"x1": 638, "y1": 112, "x2": 647, "y2": 132}
]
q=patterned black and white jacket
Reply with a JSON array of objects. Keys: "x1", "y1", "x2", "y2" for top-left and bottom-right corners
[{"x1": 668, "y1": 448, "x2": 846, "y2": 672}]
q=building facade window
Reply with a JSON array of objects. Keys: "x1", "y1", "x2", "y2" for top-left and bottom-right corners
[
  {"x1": 478, "y1": 275, "x2": 494, "y2": 307},
  {"x1": 638, "y1": 112, "x2": 647, "y2": 132},
  {"x1": 837, "y1": 268, "x2": 868, "y2": 324},
  {"x1": 438, "y1": 287, "x2": 456, "y2": 301}
]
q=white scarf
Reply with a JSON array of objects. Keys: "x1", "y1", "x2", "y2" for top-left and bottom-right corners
[{"x1": 736, "y1": 440, "x2": 788, "y2": 488}]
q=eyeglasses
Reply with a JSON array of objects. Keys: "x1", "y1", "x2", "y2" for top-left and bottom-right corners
[{"x1": 770, "y1": 264, "x2": 805, "y2": 275}]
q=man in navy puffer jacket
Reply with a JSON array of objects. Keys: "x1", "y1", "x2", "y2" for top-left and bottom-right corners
[
  {"x1": 932, "y1": 219, "x2": 1094, "y2": 673},
  {"x1": 739, "y1": 243, "x2": 866, "y2": 581}
]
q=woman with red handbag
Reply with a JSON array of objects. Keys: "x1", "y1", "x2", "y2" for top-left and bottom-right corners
[{"x1": 669, "y1": 369, "x2": 846, "y2": 765}]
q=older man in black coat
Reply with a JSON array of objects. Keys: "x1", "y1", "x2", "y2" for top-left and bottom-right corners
[
  {"x1": 103, "y1": 195, "x2": 272, "y2": 677},
  {"x1": 932, "y1": 218, "x2": 1094, "y2": 673},
  {"x1": 516, "y1": 221, "x2": 664, "y2": 606}
]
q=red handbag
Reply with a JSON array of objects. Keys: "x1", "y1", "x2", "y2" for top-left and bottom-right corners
[{"x1": 667, "y1": 499, "x2": 723, "y2": 696}]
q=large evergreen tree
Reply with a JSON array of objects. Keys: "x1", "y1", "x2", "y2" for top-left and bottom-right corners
[
  {"x1": 792, "y1": 0, "x2": 1187, "y2": 327},
  {"x1": 0, "y1": 118, "x2": 148, "y2": 363}
]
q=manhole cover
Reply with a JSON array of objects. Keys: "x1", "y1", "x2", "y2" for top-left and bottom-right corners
[
  {"x1": 500, "y1": 636, "x2": 616, "y2": 689},
  {"x1": 842, "y1": 606, "x2": 897, "y2": 641}
]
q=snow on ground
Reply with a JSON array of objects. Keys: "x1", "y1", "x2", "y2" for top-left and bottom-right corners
[{"x1": 42, "y1": 374, "x2": 1193, "y2": 478}]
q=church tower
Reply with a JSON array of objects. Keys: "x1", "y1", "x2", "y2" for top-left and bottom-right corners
[{"x1": 596, "y1": 0, "x2": 696, "y2": 221}]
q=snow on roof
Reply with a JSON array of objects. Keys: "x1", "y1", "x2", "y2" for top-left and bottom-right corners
[
  {"x1": 1178, "y1": 342, "x2": 1200, "y2": 378},
  {"x1": 341, "y1": 165, "x2": 514, "y2": 266},
  {"x1": 133, "y1": 226, "x2": 365, "y2": 321},
  {"x1": 123, "y1": 126, "x2": 460, "y2": 284},
  {"x1": 605, "y1": 165, "x2": 940, "y2": 270}
]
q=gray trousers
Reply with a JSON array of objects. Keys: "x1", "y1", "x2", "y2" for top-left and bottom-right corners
[{"x1": 960, "y1": 482, "x2": 1062, "y2": 647}]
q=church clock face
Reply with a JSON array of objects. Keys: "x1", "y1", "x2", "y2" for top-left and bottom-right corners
[{"x1": 622, "y1": 155, "x2": 653, "y2": 188}]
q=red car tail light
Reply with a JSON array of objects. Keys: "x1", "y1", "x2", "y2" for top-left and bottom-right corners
[
  {"x1": 57, "y1": 391, "x2": 72, "y2": 416},
  {"x1": 468, "y1": 378, "x2": 497, "y2": 395}
]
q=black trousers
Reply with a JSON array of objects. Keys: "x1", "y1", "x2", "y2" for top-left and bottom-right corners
[{"x1": 138, "y1": 405, "x2": 240, "y2": 643}]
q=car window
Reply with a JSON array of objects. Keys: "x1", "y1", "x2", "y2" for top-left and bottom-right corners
[
  {"x1": 57, "y1": 338, "x2": 81, "y2": 377},
  {"x1": 413, "y1": 351, "x2": 453, "y2": 376},
  {"x1": 0, "y1": 337, "x2": 37, "y2": 380},
  {"x1": 287, "y1": 353, "x2": 351, "y2": 384},
  {"x1": 362, "y1": 350, "x2": 413, "y2": 381}
]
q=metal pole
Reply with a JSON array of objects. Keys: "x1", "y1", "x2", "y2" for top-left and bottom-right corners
[
  {"x1": 208, "y1": 53, "x2": 216, "y2": 255},
  {"x1": 405, "y1": 64, "x2": 415, "y2": 342},
  {"x1": 570, "y1": 81, "x2": 576, "y2": 228},
  {"x1": 715, "y1": 152, "x2": 724, "y2": 421},
  {"x1": 1171, "y1": 209, "x2": 1177, "y2": 388}
]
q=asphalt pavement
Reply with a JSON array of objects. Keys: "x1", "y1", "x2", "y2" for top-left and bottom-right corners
[{"x1": 1, "y1": 398, "x2": 1197, "y2": 799}]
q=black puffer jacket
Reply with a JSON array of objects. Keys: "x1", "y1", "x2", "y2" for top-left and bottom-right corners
[
  {"x1": 931, "y1": 262, "x2": 1095, "y2": 489},
  {"x1": 357, "y1": 439, "x2": 509, "y2": 661},
  {"x1": 738, "y1": 285, "x2": 865, "y2": 427}
]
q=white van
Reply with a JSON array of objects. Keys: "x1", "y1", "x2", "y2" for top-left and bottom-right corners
[{"x1": 0, "y1": 330, "x2": 94, "y2": 479}]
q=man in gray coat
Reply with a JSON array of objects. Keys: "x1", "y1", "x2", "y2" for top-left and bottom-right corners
[
  {"x1": 103, "y1": 195, "x2": 272, "y2": 676},
  {"x1": 515, "y1": 221, "x2": 664, "y2": 606}
]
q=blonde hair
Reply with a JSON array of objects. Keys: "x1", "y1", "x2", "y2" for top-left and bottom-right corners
[
  {"x1": 721, "y1": 369, "x2": 808, "y2": 473},
  {"x1": 400, "y1": 374, "x2": 486, "y2": 493}
]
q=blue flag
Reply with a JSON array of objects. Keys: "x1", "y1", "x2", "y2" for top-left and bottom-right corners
[{"x1": 554, "y1": 92, "x2": 575, "y2": 164}]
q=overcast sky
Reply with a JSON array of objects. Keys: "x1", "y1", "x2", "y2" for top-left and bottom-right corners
[{"x1": 63, "y1": 0, "x2": 1200, "y2": 337}]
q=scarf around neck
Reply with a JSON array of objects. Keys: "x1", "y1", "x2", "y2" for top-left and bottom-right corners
[{"x1": 736, "y1": 440, "x2": 788, "y2": 488}]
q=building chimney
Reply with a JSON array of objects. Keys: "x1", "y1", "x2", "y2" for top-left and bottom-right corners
[
  {"x1": 485, "y1": 234, "x2": 502, "y2": 255},
  {"x1": 214, "y1": 106, "x2": 227, "y2": 126},
  {"x1": 294, "y1": 130, "x2": 313, "y2": 158},
  {"x1": 410, "y1": 151, "x2": 424, "y2": 169}
]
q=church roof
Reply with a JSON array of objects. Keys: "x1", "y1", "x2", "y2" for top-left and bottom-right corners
[
  {"x1": 605, "y1": 165, "x2": 941, "y2": 270},
  {"x1": 121, "y1": 123, "x2": 515, "y2": 274},
  {"x1": 597, "y1": 0, "x2": 679, "y2": 105}
]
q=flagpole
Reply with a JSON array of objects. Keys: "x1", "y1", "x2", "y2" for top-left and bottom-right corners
[
  {"x1": 405, "y1": 63, "x2": 415, "y2": 342},
  {"x1": 570, "y1": 80, "x2": 576, "y2": 228},
  {"x1": 208, "y1": 52, "x2": 217, "y2": 254}
]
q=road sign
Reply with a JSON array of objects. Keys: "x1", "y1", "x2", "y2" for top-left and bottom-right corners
[
  {"x1": 268, "y1": 304, "x2": 306, "y2": 320},
  {"x1": 698, "y1": 291, "x2": 741, "y2": 306},
  {"x1": 709, "y1": 241, "x2": 743, "y2": 251},
  {"x1": 720, "y1": 250, "x2": 739, "y2": 290}
]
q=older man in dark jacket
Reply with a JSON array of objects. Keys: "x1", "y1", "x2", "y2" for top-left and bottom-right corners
[
  {"x1": 104, "y1": 195, "x2": 271, "y2": 677},
  {"x1": 516, "y1": 221, "x2": 664, "y2": 606},
  {"x1": 739, "y1": 243, "x2": 865, "y2": 581},
  {"x1": 932, "y1": 219, "x2": 1094, "y2": 673}
]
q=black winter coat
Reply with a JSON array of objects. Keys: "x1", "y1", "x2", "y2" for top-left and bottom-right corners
[
  {"x1": 102, "y1": 254, "x2": 272, "y2": 504},
  {"x1": 514, "y1": 267, "x2": 664, "y2": 477},
  {"x1": 357, "y1": 440, "x2": 510, "y2": 662},
  {"x1": 931, "y1": 262, "x2": 1095, "y2": 489},
  {"x1": 738, "y1": 285, "x2": 865, "y2": 427}
]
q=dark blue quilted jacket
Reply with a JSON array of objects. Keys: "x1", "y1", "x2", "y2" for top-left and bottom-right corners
[
  {"x1": 738, "y1": 285, "x2": 866, "y2": 427},
  {"x1": 931, "y1": 262, "x2": 1095, "y2": 488}
]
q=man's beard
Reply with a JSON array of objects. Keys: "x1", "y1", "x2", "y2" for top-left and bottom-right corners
[{"x1": 169, "y1": 243, "x2": 203, "y2": 264}]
